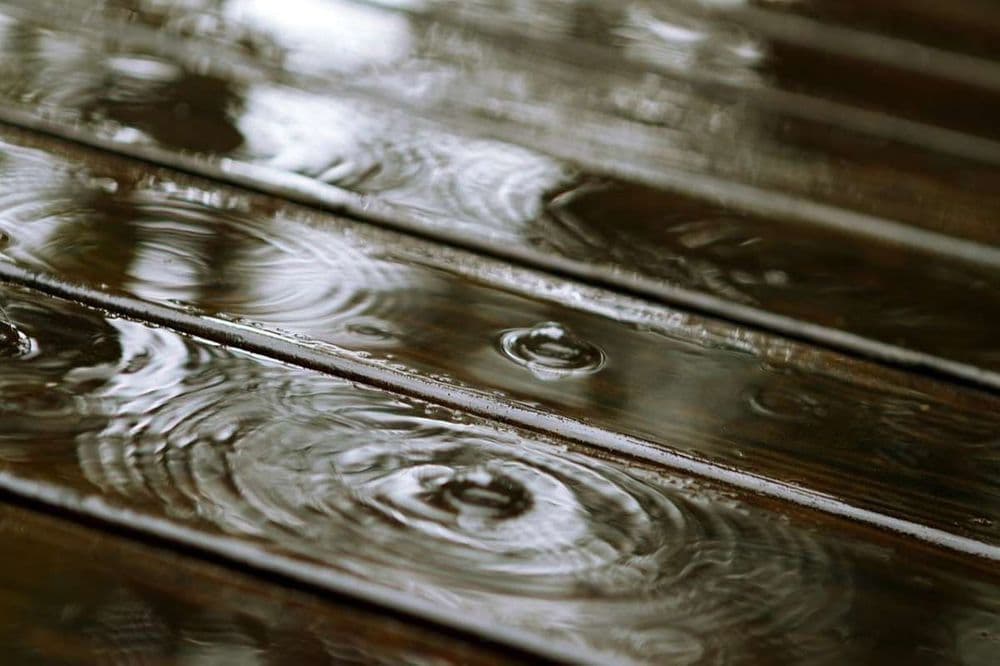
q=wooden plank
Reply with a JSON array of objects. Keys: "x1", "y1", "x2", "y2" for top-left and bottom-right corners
[
  {"x1": 0, "y1": 127, "x2": 998, "y2": 556},
  {"x1": 0, "y1": 502, "x2": 522, "y2": 665},
  {"x1": 1, "y1": 283, "x2": 999, "y2": 664},
  {"x1": 0, "y1": 2, "x2": 998, "y2": 387},
  {"x1": 354, "y1": 0, "x2": 1000, "y2": 138}
]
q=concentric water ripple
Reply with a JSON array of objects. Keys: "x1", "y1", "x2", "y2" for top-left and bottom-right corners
[
  {"x1": 237, "y1": 86, "x2": 573, "y2": 234},
  {"x1": 0, "y1": 13, "x2": 574, "y2": 236},
  {"x1": 0, "y1": 204, "x2": 993, "y2": 666},
  {"x1": 0, "y1": 140, "x2": 421, "y2": 344},
  {"x1": 497, "y1": 321, "x2": 606, "y2": 380},
  {"x1": 0, "y1": 309, "x2": 843, "y2": 663}
]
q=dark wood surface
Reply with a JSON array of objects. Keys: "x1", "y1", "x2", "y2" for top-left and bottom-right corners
[
  {"x1": 0, "y1": 283, "x2": 998, "y2": 663},
  {"x1": 0, "y1": 501, "x2": 528, "y2": 664},
  {"x1": 746, "y1": 0, "x2": 1000, "y2": 61},
  {"x1": 0, "y1": 0, "x2": 997, "y2": 387},
  {"x1": 0, "y1": 125, "x2": 997, "y2": 553},
  {"x1": 0, "y1": 0, "x2": 996, "y2": 663}
]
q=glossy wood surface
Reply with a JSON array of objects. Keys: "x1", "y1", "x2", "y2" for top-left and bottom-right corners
[
  {"x1": 0, "y1": 501, "x2": 522, "y2": 664},
  {"x1": 0, "y1": 0, "x2": 997, "y2": 386},
  {"x1": 0, "y1": 125, "x2": 997, "y2": 553},
  {"x1": 0, "y1": 1, "x2": 996, "y2": 663},
  {"x1": 0, "y1": 284, "x2": 998, "y2": 663}
]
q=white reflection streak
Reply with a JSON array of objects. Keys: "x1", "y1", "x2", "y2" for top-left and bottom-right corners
[{"x1": 224, "y1": 0, "x2": 414, "y2": 73}]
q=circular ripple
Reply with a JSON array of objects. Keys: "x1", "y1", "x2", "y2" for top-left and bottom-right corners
[
  {"x1": 108, "y1": 188, "x2": 414, "y2": 332},
  {"x1": 0, "y1": 295, "x2": 126, "y2": 452},
  {"x1": 497, "y1": 321, "x2": 606, "y2": 380},
  {"x1": 238, "y1": 87, "x2": 573, "y2": 233},
  {"x1": 63, "y1": 321, "x2": 851, "y2": 662},
  {"x1": 0, "y1": 143, "x2": 415, "y2": 343}
]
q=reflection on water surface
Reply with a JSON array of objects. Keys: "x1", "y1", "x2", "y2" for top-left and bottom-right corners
[{"x1": 0, "y1": 286, "x2": 998, "y2": 663}]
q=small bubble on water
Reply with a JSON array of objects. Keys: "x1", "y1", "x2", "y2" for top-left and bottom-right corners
[
  {"x1": 497, "y1": 321, "x2": 606, "y2": 380},
  {"x1": 341, "y1": 318, "x2": 398, "y2": 345},
  {"x1": 111, "y1": 126, "x2": 149, "y2": 144}
]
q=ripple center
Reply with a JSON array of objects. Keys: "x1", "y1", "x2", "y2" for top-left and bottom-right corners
[{"x1": 497, "y1": 321, "x2": 605, "y2": 380}]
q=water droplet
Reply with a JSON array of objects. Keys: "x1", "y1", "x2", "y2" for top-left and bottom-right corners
[
  {"x1": 747, "y1": 385, "x2": 827, "y2": 422},
  {"x1": 337, "y1": 317, "x2": 399, "y2": 347},
  {"x1": 497, "y1": 321, "x2": 605, "y2": 380},
  {"x1": 347, "y1": 323, "x2": 391, "y2": 339},
  {"x1": 110, "y1": 127, "x2": 149, "y2": 144},
  {"x1": 764, "y1": 269, "x2": 790, "y2": 286},
  {"x1": 421, "y1": 467, "x2": 533, "y2": 523}
]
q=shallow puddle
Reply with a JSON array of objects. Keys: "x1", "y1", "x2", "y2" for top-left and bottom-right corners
[{"x1": 0, "y1": 2, "x2": 997, "y2": 662}]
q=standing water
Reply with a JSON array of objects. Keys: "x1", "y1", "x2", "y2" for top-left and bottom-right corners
[
  {"x1": 0, "y1": 0, "x2": 995, "y2": 663},
  {"x1": 0, "y1": 285, "x2": 995, "y2": 663}
]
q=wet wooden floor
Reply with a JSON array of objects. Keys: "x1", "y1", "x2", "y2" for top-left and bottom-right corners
[{"x1": 0, "y1": 1, "x2": 998, "y2": 663}]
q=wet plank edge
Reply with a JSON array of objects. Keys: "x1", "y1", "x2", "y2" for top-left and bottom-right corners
[
  {"x1": 0, "y1": 469, "x2": 589, "y2": 665},
  {"x1": 13, "y1": 0, "x2": 1000, "y2": 267},
  {"x1": 1, "y1": 260, "x2": 997, "y2": 564},
  {"x1": 10, "y1": 0, "x2": 1000, "y2": 203},
  {"x1": 747, "y1": 0, "x2": 1000, "y2": 62},
  {"x1": 2, "y1": 112, "x2": 998, "y2": 394},
  {"x1": 313, "y1": 1, "x2": 1000, "y2": 164}
]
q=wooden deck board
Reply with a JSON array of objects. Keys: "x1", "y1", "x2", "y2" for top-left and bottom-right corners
[
  {"x1": 0, "y1": 501, "x2": 526, "y2": 664},
  {"x1": 0, "y1": 1, "x2": 996, "y2": 661},
  {"x1": 0, "y1": 283, "x2": 998, "y2": 663},
  {"x1": 0, "y1": 126, "x2": 997, "y2": 555},
  {"x1": 3, "y1": 0, "x2": 1000, "y2": 229},
  {"x1": 0, "y1": 1, "x2": 997, "y2": 387},
  {"x1": 745, "y1": 0, "x2": 1000, "y2": 62}
]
